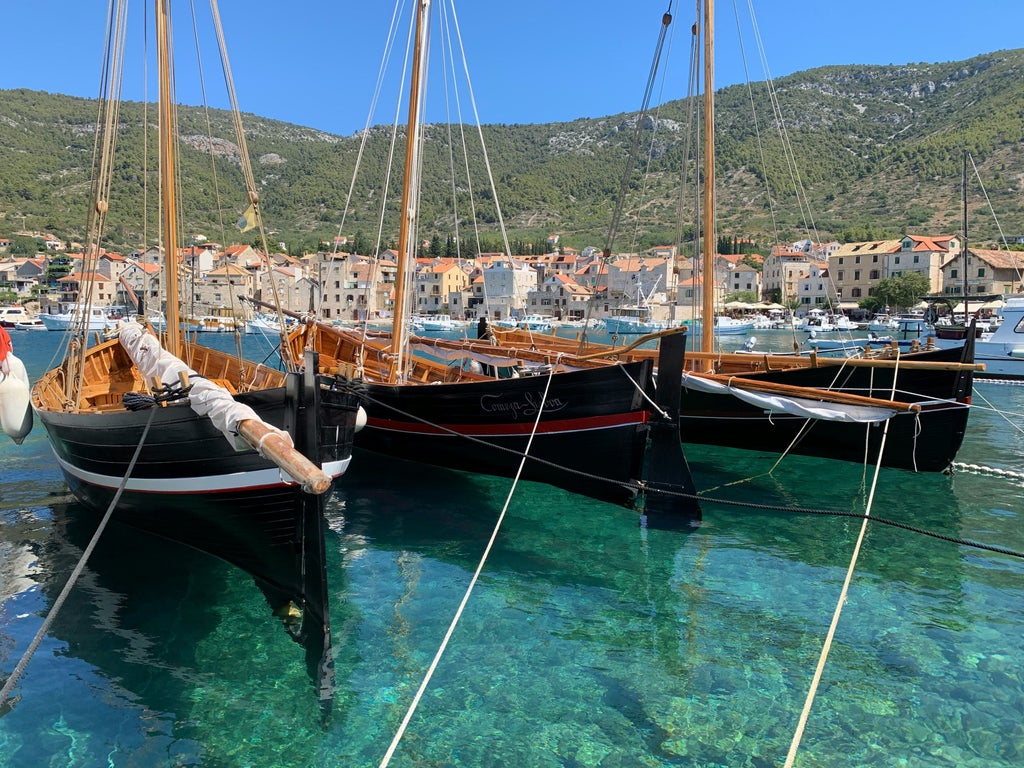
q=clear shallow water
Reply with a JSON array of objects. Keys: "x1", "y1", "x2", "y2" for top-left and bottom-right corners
[{"x1": 1, "y1": 330, "x2": 1023, "y2": 767}]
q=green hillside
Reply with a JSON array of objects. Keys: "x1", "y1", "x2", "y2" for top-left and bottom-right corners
[{"x1": 1, "y1": 48, "x2": 1022, "y2": 255}]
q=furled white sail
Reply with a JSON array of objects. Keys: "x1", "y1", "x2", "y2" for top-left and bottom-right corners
[
  {"x1": 118, "y1": 322, "x2": 270, "y2": 449},
  {"x1": 680, "y1": 372, "x2": 898, "y2": 423}
]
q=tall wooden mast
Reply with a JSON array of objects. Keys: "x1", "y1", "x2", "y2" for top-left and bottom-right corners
[
  {"x1": 156, "y1": 0, "x2": 181, "y2": 355},
  {"x1": 700, "y1": 0, "x2": 715, "y2": 365},
  {"x1": 388, "y1": 0, "x2": 431, "y2": 383}
]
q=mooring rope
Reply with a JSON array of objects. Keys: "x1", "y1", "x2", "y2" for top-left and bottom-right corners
[
  {"x1": 348, "y1": 376, "x2": 1024, "y2": 559},
  {"x1": 783, "y1": 355, "x2": 900, "y2": 768},
  {"x1": 377, "y1": 365, "x2": 557, "y2": 768},
  {"x1": 0, "y1": 405, "x2": 157, "y2": 713},
  {"x1": 951, "y1": 462, "x2": 1024, "y2": 481},
  {"x1": 976, "y1": 376, "x2": 1024, "y2": 386}
]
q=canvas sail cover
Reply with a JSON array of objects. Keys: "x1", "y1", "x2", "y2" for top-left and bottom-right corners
[
  {"x1": 680, "y1": 372, "x2": 898, "y2": 423},
  {"x1": 118, "y1": 322, "x2": 270, "y2": 449}
]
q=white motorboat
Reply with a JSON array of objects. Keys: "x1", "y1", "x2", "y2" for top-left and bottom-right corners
[
  {"x1": 934, "y1": 295, "x2": 1024, "y2": 378},
  {"x1": 0, "y1": 305, "x2": 35, "y2": 328},
  {"x1": 38, "y1": 304, "x2": 127, "y2": 332}
]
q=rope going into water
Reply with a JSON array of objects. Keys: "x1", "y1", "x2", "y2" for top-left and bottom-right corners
[
  {"x1": 377, "y1": 365, "x2": 557, "y2": 768},
  {"x1": 0, "y1": 406, "x2": 157, "y2": 713},
  {"x1": 783, "y1": 352, "x2": 900, "y2": 768},
  {"x1": 349, "y1": 378, "x2": 1024, "y2": 559}
]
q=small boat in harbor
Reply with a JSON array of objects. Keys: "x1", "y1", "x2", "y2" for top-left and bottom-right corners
[
  {"x1": 411, "y1": 313, "x2": 463, "y2": 332},
  {"x1": 0, "y1": 305, "x2": 36, "y2": 329},
  {"x1": 492, "y1": 313, "x2": 554, "y2": 333},
  {"x1": 13, "y1": 319, "x2": 46, "y2": 332},
  {"x1": 934, "y1": 294, "x2": 1024, "y2": 378},
  {"x1": 38, "y1": 304, "x2": 126, "y2": 332},
  {"x1": 603, "y1": 302, "x2": 674, "y2": 334}
]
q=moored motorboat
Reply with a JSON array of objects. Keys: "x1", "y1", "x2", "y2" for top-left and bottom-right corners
[
  {"x1": 0, "y1": 305, "x2": 36, "y2": 329},
  {"x1": 13, "y1": 319, "x2": 47, "y2": 331},
  {"x1": 933, "y1": 295, "x2": 1024, "y2": 379},
  {"x1": 38, "y1": 304, "x2": 126, "y2": 332}
]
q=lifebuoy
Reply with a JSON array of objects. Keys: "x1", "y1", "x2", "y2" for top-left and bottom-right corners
[
  {"x1": 0, "y1": 325, "x2": 11, "y2": 375},
  {"x1": 0, "y1": 327, "x2": 32, "y2": 443}
]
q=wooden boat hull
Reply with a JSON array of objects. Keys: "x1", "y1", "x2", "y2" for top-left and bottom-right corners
[
  {"x1": 353, "y1": 362, "x2": 654, "y2": 507},
  {"x1": 483, "y1": 325, "x2": 975, "y2": 471},
  {"x1": 679, "y1": 344, "x2": 974, "y2": 471},
  {"x1": 33, "y1": 338, "x2": 363, "y2": 708},
  {"x1": 35, "y1": 377, "x2": 358, "y2": 593}
]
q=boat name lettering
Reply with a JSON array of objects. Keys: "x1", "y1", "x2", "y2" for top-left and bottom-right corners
[{"x1": 479, "y1": 391, "x2": 568, "y2": 419}]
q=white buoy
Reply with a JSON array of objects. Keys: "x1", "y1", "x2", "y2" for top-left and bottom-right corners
[{"x1": 0, "y1": 352, "x2": 32, "y2": 444}]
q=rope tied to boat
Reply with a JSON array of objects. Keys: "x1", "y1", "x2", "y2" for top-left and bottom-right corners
[
  {"x1": 255, "y1": 426, "x2": 294, "y2": 455},
  {"x1": 783, "y1": 351, "x2": 900, "y2": 768},
  {"x1": 122, "y1": 380, "x2": 194, "y2": 410},
  {"x1": 0, "y1": 405, "x2": 158, "y2": 715},
  {"x1": 377, "y1": 365, "x2": 558, "y2": 768},
  {"x1": 618, "y1": 362, "x2": 670, "y2": 419}
]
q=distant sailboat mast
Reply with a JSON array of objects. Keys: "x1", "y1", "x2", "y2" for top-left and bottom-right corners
[{"x1": 962, "y1": 149, "x2": 970, "y2": 324}]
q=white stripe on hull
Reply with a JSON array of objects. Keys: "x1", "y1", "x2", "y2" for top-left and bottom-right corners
[{"x1": 52, "y1": 453, "x2": 351, "y2": 494}]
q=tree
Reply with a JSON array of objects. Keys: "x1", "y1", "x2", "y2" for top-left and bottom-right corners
[
  {"x1": 9, "y1": 235, "x2": 40, "y2": 255},
  {"x1": 858, "y1": 296, "x2": 885, "y2": 314},
  {"x1": 724, "y1": 290, "x2": 758, "y2": 303},
  {"x1": 872, "y1": 272, "x2": 931, "y2": 312}
]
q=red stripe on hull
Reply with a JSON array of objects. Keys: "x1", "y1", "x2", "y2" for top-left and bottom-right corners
[{"x1": 365, "y1": 410, "x2": 648, "y2": 436}]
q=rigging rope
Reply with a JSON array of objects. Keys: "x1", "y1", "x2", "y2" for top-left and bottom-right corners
[
  {"x1": 377, "y1": 364, "x2": 557, "y2": 767},
  {"x1": 0, "y1": 406, "x2": 158, "y2": 714}
]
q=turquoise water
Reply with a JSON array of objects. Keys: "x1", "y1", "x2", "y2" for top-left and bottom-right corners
[{"x1": 1, "y1": 330, "x2": 1023, "y2": 767}]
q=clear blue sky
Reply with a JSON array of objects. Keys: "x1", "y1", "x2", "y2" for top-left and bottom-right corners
[{"x1": 1, "y1": 0, "x2": 1018, "y2": 137}]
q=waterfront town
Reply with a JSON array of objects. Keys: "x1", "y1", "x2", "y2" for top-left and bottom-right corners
[{"x1": 0, "y1": 230, "x2": 1020, "y2": 325}]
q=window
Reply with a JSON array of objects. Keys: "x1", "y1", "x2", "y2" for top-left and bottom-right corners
[
  {"x1": 851, "y1": 288, "x2": 862, "y2": 297},
  {"x1": 913, "y1": 255, "x2": 920, "y2": 264},
  {"x1": 870, "y1": 270, "x2": 880, "y2": 280},
  {"x1": 894, "y1": 256, "x2": 900, "y2": 265},
  {"x1": 978, "y1": 268, "x2": 986, "y2": 277},
  {"x1": 873, "y1": 255, "x2": 879, "y2": 263},
  {"x1": 855, "y1": 256, "x2": 861, "y2": 264},
  {"x1": 854, "y1": 270, "x2": 861, "y2": 280},
  {"x1": 837, "y1": 270, "x2": 844, "y2": 280},
  {"x1": 951, "y1": 269, "x2": 958, "y2": 278}
]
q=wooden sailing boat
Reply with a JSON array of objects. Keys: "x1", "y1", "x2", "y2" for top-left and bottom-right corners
[
  {"x1": 682, "y1": 0, "x2": 975, "y2": 471},
  {"x1": 29, "y1": 0, "x2": 363, "y2": 708},
  {"x1": 470, "y1": 0, "x2": 978, "y2": 474},
  {"x1": 281, "y1": 0, "x2": 699, "y2": 518}
]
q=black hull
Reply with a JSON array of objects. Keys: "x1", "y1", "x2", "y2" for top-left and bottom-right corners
[
  {"x1": 349, "y1": 336, "x2": 699, "y2": 517},
  {"x1": 356, "y1": 363, "x2": 651, "y2": 506},
  {"x1": 680, "y1": 345, "x2": 974, "y2": 471},
  {"x1": 36, "y1": 383, "x2": 355, "y2": 590},
  {"x1": 35, "y1": 365, "x2": 362, "y2": 709}
]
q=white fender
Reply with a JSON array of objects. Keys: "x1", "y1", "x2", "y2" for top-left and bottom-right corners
[{"x1": 0, "y1": 353, "x2": 32, "y2": 444}]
